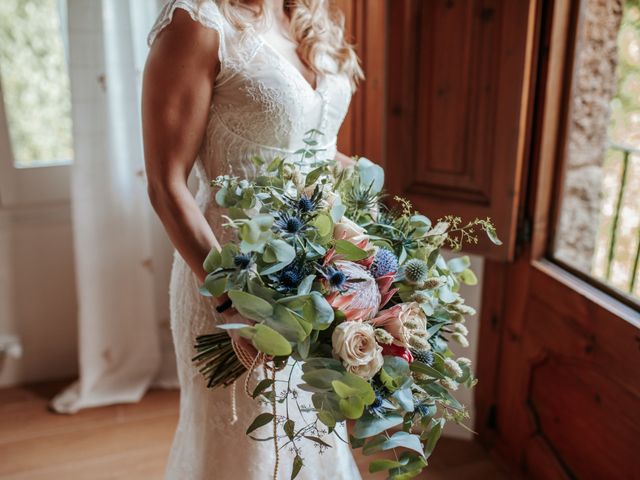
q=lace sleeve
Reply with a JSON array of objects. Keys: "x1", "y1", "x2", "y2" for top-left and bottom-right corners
[{"x1": 147, "y1": 0, "x2": 226, "y2": 61}]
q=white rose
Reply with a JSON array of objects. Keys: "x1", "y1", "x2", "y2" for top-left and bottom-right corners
[
  {"x1": 333, "y1": 216, "x2": 370, "y2": 246},
  {"x1": 332, "y1": 321, "x2": 384, "y2": 379}
]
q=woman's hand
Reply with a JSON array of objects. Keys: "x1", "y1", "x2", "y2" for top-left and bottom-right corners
[
  {"x1": 142, "y1": 10, "x2": 222, "y2": 282},
  {"x1": 335, "y1": 151, "x2": 356, "y2": 169}
]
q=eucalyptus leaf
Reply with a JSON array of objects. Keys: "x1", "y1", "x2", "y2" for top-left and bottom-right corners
[
  {"x1": 353, "y1": 413, "x2": 404, "y2": 439},
  {"x1": 356, "y1": 158, "x2": 384, "y2": 194},
  {"x1": 302, "y1": 368, "x2": 343, "y2": 390},
  {"x1": 264, "y1": 239, "x2": 296, "y2": 264},
  {"x1": 424, "y1": 418, "x2": 445, "y2": 458},
  {"x1": 317, "y1": 410, "x2": 336, "y2": 429},
  {"x1": 334, "y1": 239, "x2": 369, "y2": 261},
  {"x1": 252, "y1": 379, "x2": 274, "y2": 399},
  {"x1": 291, "y1": 455, "x2": 303, "y2": 480},
  {"x1": 392, "y1": 387, "x2": 415, "y2": 412},
  {"x1": 284, "y1": 419, "x2": 295, "y2": 440},
  {"x1": 369, "y1": 459, "x2": 404, "y2": 473},
  {"x1": 297, "y1": 275, "x2": 315, "y2": 295},
  {"x1": 459, "y1": 268, "x2": 478, "y2": 285},
  {"x1": 339, "y1": 395, "x2": 365, "y2": 419},
  {"x1": 203, "y1": 274, "x2": 227, "y2": 297},
  {"x1": 447, "y1": 256, "x2": 470, "y2": 273},
  {"x1": 301, "y1": 357, "x2": 344, "y2": 372},
  {"x1": 251, "y1": 324, "x2": 292, "y2": 356},
  {"x1": 221, "y1": 244, "x2": 239, "y2": 268},
  {"x1": 228, "y1": 291, "x2": 274, "y2": 322},
  {"x1": 486, "y1": 226, "x2": 503, "y2": 245},
  {"x1": 330, "y1": 200, "x2": 346, "y2": 223},
  {"x1": 311, "y1": 212, "x2": 334, "y2": 241},
  {"x1": 304, "y1": 436, "x2": 332, "y2": 448},
  {"x1": 268, "y1": 304, "x2": 310, "y2": 342},
  {"x1": 309, "y1": 292, "x2": 334, "y2": 330},
  {"x1": 202, "y1": 248, "x2": 222, "y2": 273},
  {"x1": 410, "y1": 361, "x2": 446, "y2": 380},
  {"x1": 246, "y1": 413, "x2": 274, "y2": 435}
]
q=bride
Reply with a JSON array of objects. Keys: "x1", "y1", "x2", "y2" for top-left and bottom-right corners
[{"x1": 141, "y1": 0, "x2": 363, "y2": 478}]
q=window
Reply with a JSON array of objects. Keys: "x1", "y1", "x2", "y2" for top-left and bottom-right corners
[
  {"x1": 553, "y1": 0, "x2": 640, "y2": 301},
  {"x1": 0, "y1": 0, "x2": 73, "y2": 168}
]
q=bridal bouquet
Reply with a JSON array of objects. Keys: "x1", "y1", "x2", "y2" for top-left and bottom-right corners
[{"x1": 194, "y1": 132, "x2": 500, "y2": 479}]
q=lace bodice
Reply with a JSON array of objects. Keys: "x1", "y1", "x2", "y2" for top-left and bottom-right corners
[{"x1": 149, "y1": 1, "x2": 352, "y2": 231}]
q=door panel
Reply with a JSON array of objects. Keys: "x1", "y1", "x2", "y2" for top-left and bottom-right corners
[
  {"x1": 334, "y1": 0, "x2": 386, "y2": 164},
  {"x1": 477, "y1": 1, "x2": 640, "y2": 477},
  {"x1": 386, "y1": 0, "x2": 538, "y2": 259},
  {"x1": 493, "y1": 261, "x2": 640, "y2": 479}
]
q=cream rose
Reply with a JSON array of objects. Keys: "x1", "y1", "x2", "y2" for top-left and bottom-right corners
[
  {"x1": 333, "y1": 216, "x2": 370, "y2": 246},
  {"x1": 332, "y1": 321, "x2": 384, "y2": 379}
]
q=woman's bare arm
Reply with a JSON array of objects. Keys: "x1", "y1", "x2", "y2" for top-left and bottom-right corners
[{"x1": 142, "y1": 10, "x2": 220, "y2": 283}]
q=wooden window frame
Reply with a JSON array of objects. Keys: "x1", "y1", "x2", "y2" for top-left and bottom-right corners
[{"x1": 475, "y1": 0, "x2": 640, "y2": 447}]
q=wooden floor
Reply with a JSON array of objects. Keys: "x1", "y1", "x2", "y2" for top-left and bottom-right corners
[{"x1": 0, "y1": 381, "x2": 512, "y2": 479}]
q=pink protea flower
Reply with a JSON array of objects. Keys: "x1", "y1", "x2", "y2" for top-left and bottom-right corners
[
  {"x1": 376, "y1": 273, "x2": 398, "y2": 309},
  {"x1": 325, "y1": 260, "x2": 381, "y2": 322}
]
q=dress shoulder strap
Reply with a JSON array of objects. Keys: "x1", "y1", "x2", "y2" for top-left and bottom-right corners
[{"x1": 147, "y1": 0, "x2": 227, "y2": 61}]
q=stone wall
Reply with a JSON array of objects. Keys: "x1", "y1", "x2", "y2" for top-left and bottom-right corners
[{"x1": 554, "y1": 0, "x2": 624, "y2": 273}]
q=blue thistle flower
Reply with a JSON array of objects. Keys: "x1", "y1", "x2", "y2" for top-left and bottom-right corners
[
  {"x1": 411, "y1": 349, "x2": 434, "y2": 366},
  {"x1": 274, "y1": 213, "x2": 306, "y2": 235},
  {"x1": 278, "y1": 263, "x2": 305, "y2": 289},
  {"x1": 327, "y1": 267, "x2": 347, "y2": 290},
  {"x1": 403, "y1": 258, "x2": 429, "y2": 284},
  {"x1": 415, "y1": 402, "x2": 436, "y2": 417},
  {"x1": 367, "y1": 393, "x2": 385, "y2": 416},
  {"x1": 297, "y1": 195, "x2": 315, "y2": 213},
  {"x1": 233, "y1": 253, "x2": 251, "y2": 269},
  {"x1": 370, "y1": 248, "x2": 398, "y2": 278}
]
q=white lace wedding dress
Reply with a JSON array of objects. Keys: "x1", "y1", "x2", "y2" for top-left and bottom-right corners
[{"x1": 148, "y1": 1, "x2": 361, "y2": 478}]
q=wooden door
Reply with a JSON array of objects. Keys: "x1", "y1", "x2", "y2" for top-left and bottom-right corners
[
  {"x1": 476, "y1": 1, "x2": 640, "y2": 478},
  {"x1": 335, "y1": 0, "x2": 386, "y2": 164},
  {"x1": 386, "y1": 0, "x2": 539, "y2": 260}
]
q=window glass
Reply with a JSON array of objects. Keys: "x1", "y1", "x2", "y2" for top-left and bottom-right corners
[
  {"x1": 553, "y1": 0, "x2": 640, "y2": 299},
  {"x1": 0, "y1": 0, "x2": 73, "y2": 167}
]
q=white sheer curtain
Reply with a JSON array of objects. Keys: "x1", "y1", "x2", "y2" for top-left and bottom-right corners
[{"x1": 51, "y1": 0, "x2": 176, "y2": 414}]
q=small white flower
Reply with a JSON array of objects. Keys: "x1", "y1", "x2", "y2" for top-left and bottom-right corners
[
  {"x1": 457, "y1": 357, "x2": 472, "y2": 367},
  {"x1": 450, "y1": 312, "x2": 466, "y2": 323},
  {"x1": 443, "y1": 358, "x2": 463, "y2": 378},
  {"x1": 374, "y1": 328, "x2": 394, "y2": 345},
  {"x1": 440, "y1": 377, "x2": 459, "y2": 391},
  {"x1": 452, "y1": 332, "x2": 469, "y2": 348},
  {"x1": 455, "y1": 304, "x2": 477, "y2": 316},
  {"x1": 454, "y1": 323, "x2": 468, "y2": 336}
]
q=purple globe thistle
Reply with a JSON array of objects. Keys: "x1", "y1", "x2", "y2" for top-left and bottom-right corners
[{"x1": 370, "y1": 248, "x2": 399, "y2": 278}]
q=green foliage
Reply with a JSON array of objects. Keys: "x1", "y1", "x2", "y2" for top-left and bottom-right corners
[
  {"x1": 194, "y1": 136, "x2": 499, "y2": 479},
  {"x1": 0, "y1": 0, "x2": 73, "y2": 165}
]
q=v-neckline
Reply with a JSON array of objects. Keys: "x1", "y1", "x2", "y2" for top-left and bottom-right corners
[{"x1": 257, "y1": 34, "x2": 322, "y2": 94}]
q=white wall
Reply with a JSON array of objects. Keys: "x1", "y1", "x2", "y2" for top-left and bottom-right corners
[
  {"x1": 444, "y1": 253, "x2": 484, "y2": 440},
  {"x1": 0, "y1": 202, "x2": 78, "y2": 386}
]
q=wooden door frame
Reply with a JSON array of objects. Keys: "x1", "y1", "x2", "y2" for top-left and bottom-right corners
[{"x1": 475, "y1": 0, "x2": 640, "y2": 454}]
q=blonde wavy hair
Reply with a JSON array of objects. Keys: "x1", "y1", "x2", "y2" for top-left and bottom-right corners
[{"x1": 201, "y1": 0, "x2": 363, "y2": 88}]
